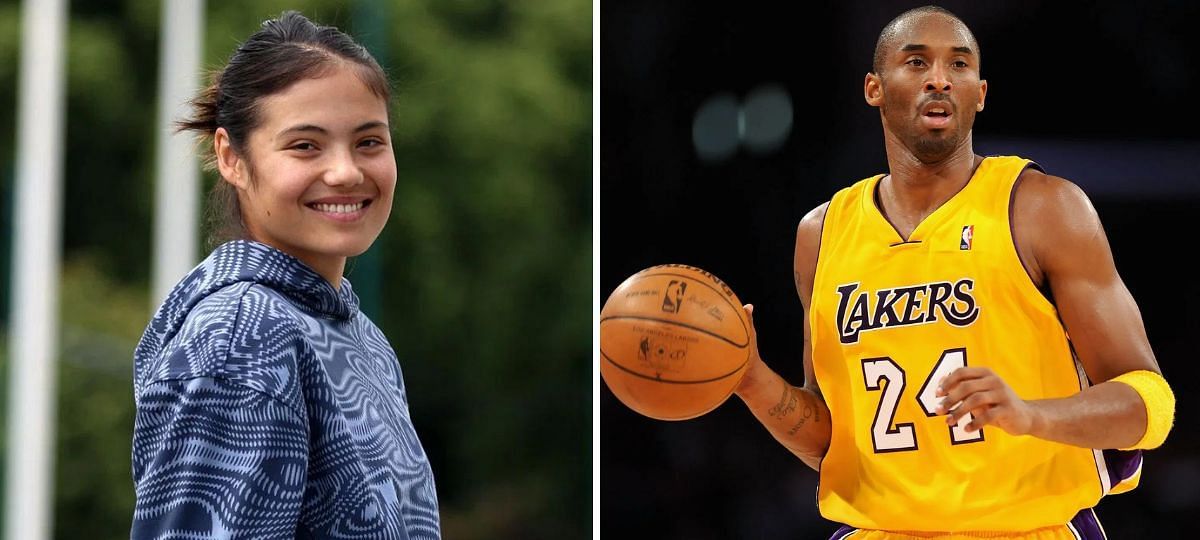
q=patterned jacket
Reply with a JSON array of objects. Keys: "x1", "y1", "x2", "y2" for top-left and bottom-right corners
[{"x1": 132, "y1": 240, "x2": 440, "y2": 539}]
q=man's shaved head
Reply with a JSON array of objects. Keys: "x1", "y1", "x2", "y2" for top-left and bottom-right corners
[{"x1": 872, "y1": 6, "x2": 979, "y2": 75}]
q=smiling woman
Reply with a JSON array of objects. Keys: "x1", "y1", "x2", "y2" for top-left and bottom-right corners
[
  {"x1": 212, "y1": 65, "x2": 396, "y2": 286},
  {"x1": 130, "y1": 11, "x2": 440, "y2": 540},
  {"x1": 178, "y1": 11, "x2": 396, "y2": 285}
]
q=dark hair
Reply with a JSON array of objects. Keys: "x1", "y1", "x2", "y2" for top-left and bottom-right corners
[
  {"x1": 177, "y1": 11, "x2": 391, "y2": 249},
  {"x1": 872, "y1": 5, "x2": 979, "y2": 75}
]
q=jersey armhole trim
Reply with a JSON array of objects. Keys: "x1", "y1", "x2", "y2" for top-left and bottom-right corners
[
  {"x1": 1007, "y1": 163, "x2": 1058, "y2": 313},
  {"x1": 809, "y1": 200, "x2": 831, "y2": 404},
  {"x1": 809, "y1": 198, "x2": 833, "y2": 317},
  {"x1": 814, "y1": 202, "x2": 828, "y2": 291}
]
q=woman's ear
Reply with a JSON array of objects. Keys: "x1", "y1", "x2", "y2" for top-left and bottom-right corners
[{"x1": 214, "y1": 128, "x2": 248, "y2": 189}]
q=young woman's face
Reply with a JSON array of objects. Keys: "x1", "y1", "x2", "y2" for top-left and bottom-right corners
[{"x1": 216, "y1": 63, "x2": 395, "y2": 278}]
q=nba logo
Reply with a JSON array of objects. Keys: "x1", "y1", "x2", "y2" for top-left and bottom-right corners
[
  {"x1": 661, "y1": 280, "x2": 687, "y2": 313},
  {"x1": 960, "y1": 225, "x2": 974, "y2": 250}
]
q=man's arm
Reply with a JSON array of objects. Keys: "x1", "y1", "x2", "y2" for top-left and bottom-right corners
[
  {"x1": 939, "y1": 170, "x2": 1168, "y2": 449},
  {"x1": 733, "y1": 203, "x2": 832, "y2": 471}
]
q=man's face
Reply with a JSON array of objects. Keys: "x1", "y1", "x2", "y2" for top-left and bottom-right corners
[{"x1": 866, "y1": 14, "x2": 986, "y2": 163}]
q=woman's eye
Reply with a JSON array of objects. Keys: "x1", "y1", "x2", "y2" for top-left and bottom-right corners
[{"x1": 289, "y1": 142, "x2": 316, "y2": 151}]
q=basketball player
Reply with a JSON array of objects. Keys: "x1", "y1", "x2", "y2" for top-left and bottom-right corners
[{"x1": 734, "y1": 6, "x2": 1174, "y2": 538}]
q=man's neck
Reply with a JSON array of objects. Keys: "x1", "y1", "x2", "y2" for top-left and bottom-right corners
[{"x1": 881, "y1": 137, "x2": 980, "y2": 218}]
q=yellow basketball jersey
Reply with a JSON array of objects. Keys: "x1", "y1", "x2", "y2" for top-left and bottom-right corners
[{"x1": 810, "y1": 156, "x2": 1127, "y2": 531}]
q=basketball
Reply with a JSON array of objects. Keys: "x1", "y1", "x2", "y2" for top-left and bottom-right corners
[{"x1": 600, "y1": 264, "x2": 751, "y2": 420}]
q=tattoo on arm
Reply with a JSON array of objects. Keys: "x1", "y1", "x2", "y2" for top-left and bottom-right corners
[
  {"x1": 794, "y1": 271, "x2": 803, "y2": 297},
  {"x1": 765, "y1": 382, "x2": 823, "y2": 437},
  {"x1": 787, "y1": 391, "x2": 820, "y2": 436},
  {"x1": 769, "y1": 383, "x2": 798, "y2": 417}
]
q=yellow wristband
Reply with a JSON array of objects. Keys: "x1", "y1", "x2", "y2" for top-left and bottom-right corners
[{"x1": 1110, "y1": 370, "x2": 1175, "y2": 450}]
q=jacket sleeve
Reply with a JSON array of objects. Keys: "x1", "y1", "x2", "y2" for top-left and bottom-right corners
[{"x1": 132, "y1": 376, "x2": 309, "y2": 539}]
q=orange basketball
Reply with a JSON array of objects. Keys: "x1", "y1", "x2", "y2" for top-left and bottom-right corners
[{"x1": 600, "y1": 264, "x2": 751, "y2": 420}]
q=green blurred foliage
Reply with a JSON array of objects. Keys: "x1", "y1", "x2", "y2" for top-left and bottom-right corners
[
  {"x1": 377, "y1": 1, "x2": 591, "y2": 538},
  {"x1": 0, "y1": 0, "x2": 591, "y2": 538},
  {"x1": 55, "y1": 259, "x2": 145, "y2": 536}
]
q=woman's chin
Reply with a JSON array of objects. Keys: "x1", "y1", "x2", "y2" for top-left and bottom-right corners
[{"x1": 318, "y1": 234, "x2": 380, "y2": 259}]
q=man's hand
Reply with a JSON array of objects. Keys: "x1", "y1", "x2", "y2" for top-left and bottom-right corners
[
  {"x1": 730, "y1": 303, "x2": 830, "y2": 470},
  {"x1": 936, "y1": 367, "x2": 1038, "y2": 436},
  {"x1": 734, "y1": 304, "x2": 765, "y2": 397}
]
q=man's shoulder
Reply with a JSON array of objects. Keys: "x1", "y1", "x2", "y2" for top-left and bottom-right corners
[
  {"x1": 798, "y1": 201, "x2": 831, "y2": 233},
  {"x1": 1013, "y1": 167, "x2": 1096, "y2": 225},
  {"x1": 1011, "y1": 166, "x2": 1105, "y2": 277},
  {"x1": 795, "y1": 201, "x2": 831, "y2": 252},
  {"x1": 1016, "y1": 167, "x2": 1085, "y2": 200}
]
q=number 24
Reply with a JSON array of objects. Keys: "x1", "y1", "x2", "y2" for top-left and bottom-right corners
[{"x1": 861, "y1": 348, "x2": 984, "y2": 453}]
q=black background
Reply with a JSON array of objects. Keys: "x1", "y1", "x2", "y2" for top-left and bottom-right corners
[{"x1": 601, "y1": 1, "x2": 1200, "y2": 538}]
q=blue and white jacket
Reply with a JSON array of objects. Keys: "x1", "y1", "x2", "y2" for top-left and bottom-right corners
[{"x1": 132, "y1": 240, "x2": 440, "y2": 539}]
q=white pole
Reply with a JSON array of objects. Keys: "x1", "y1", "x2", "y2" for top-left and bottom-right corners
[
  {"x1": 5, "y1": 0, "x2": 68, "y2": 538},
  {"x1": 152, "y1": 0, "x2": 205, "y2": 306}
]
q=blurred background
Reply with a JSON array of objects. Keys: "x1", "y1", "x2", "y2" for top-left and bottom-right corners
[
  {"x1": 0, "y1": 0, "x2": 590, "y2": 539},
  {"x1": 602, "y1": 1, "x2": 1199, "y2": 538}
]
